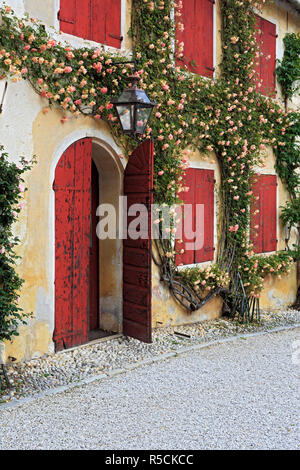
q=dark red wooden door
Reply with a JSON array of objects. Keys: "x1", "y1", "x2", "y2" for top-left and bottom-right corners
[
  {"x1": 53, "y1": 138, "x2": 92, "y2": 351},
  {"x1": 123, "y1": 139, "x2": 154, "y2": 343},
  {"x1": 89, "y1": 160, "x2": 99, "y2": 331}
]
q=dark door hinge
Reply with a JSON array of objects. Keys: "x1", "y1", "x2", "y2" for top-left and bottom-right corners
[
  {"x1": 57, "y1": 11, "x2": 75, "y2": 24},
  {"x1": 109, "y1": 33, "x2": 123, "y2": 42}
]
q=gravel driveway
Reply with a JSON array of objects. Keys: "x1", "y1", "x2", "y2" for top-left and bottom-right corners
[{"x1": 0, "y1": 328, "x2": 299, "y2": 450}]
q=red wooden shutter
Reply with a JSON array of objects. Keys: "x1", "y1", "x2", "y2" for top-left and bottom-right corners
[
  {"x1": 254, "y1": 15, "x2": 276, "y2": 96},
  {"x1": 91, "y1": 0, "x2": 122, "y2": 48},
  {"x1": 260, "y1": 18, "x2": 276, "y2": 96},
  {"x1": 54, "y1": 138, "x2": 92, "y2": 351},
  {"x1": 176, "y1": 169, "x2": 196, "y2": 265},
  {"x1": 176, "y1": 0, "x2": 214, "y2": 77},
  {"x1": 89, "y1": 160, "x2": 99, "y2": 331},
  {"x1": 254, "y1": 15, "x2": 262, "y2": 91},
  {"x1": 91, "y1": 0, "x2": 106, "y2": 45},
  {"x1": 250, "y1": 174, "x2": 277, "y2": 254},
  {"x1": 59, "y1": 0, "x2": 76, "y2": 35},
  {"x1": 195, "y1": 169, "x2": 215, "y2": 262},
  {"x1": 176, "y1": 168, "x2": 215, "y2": 265},
  {"x1": 261, "y1": 175, "x2": 277, "y2": 252},
  {"x1": 59, "y1": 0, "x2": 91, "y2": 39},
  {"x1": 195, "y1": 0, "x2": 214, "y2": 77},
  {"x1": 176, "y1": 0, "x2": 194, "y2": 71},
  {"x1": 105, "y1": 0, "x2": 122, "y2": 48},
  {"x1": 123, "y1": 139, "x2": 154, "y2": 343},
  {"x1": 250, "y1": 175, "x2": 263, "y2": 254}
]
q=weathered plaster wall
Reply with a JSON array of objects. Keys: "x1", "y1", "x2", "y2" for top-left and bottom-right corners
[
  {"x1": 0, "y1": 0, "x2": 129, "y2": 362},
  {"x1": 3, "y1": 108, "x2": 124, "y2": 362}
]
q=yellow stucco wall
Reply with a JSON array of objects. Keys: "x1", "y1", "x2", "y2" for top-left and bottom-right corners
[
  {"x1": 3, "y1": 109, "x2": 124, "y2": 362},
  {"x1": 0, "y1": 1, "x2": 299, "y2": 362}
]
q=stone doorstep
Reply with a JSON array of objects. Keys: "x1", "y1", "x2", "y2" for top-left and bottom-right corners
[{"x1": 55, "y1": 333, "x2": 123, "y2": 356}]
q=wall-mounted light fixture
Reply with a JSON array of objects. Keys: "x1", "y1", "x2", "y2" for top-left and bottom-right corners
[{"x1": 111, "y1": 61, "x2": 156, "y2": 137}]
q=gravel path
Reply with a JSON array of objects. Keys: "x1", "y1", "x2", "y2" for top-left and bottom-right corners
[
  {"x1": 1, "y1": 308, "x2": 299, "y2": 403},
  {"x1": 0, "y1": 328, "x2": 299, "y2": 450}
]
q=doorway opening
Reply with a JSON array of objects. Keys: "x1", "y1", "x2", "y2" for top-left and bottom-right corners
[{"x1": 53, "y1": 137, "x2": 123, "y2": 351}]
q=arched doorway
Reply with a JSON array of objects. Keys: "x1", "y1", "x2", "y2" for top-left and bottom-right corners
[
  {"x1": 53, "y1": 137, "x2": 122, "y2": 351},
  {"x1": 53, "y1": 137, "x2": 154, "y2": 351}
]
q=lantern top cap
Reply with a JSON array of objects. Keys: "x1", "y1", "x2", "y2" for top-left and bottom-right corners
[{"x1": 111, "y1": 74, "x2": 156, "y2": 108}]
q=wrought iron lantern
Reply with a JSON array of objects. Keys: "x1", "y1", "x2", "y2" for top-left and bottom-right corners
[{"x1": 112, "y1": 74, "x2": 156, "y2": 136}]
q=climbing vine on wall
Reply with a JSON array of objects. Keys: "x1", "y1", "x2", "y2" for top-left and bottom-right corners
[
  {"x1": 276, "y1": 32, "x2": 300, "y2": 102},
  {"x1": 0, "y1": 146, "x2": 34, "y2": 342},
  {"x1": 275, "y1": 30, "x2": 300, "y2": 307},
  {"x1": 0, "y1": 0, "x2": 298, "y2": 327}
]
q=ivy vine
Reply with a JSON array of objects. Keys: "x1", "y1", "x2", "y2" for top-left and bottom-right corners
[
  {"x1": 276, "y1": 32, "x2": 300, "y2": 103},
  {"x1": 0, "y1": 147, "x2": 34, "y2": 342}
]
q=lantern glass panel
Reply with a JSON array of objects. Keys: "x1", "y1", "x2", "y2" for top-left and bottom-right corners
[
  {"x1": 117, "y1": 104, "x2": 134, "y2": 132},
  {"x1": 136, "y1": 106, "x2": 153, "y2": 134}
]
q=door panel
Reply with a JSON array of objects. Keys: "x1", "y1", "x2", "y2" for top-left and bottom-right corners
[
  {"x1": 89, "y1": 160, "x2": 100, "y2": 331},
  {"x1": 123, "y1": 139, "x2": 154, "y2": 343},
  {"x1": 54, "y1": 138, "x2": 92, "y2": 351}
]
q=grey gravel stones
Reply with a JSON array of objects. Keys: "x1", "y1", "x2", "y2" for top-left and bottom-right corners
[
  {"x1": 0, "y1": 308, "x2": 299, "y2": 404},
  {"x1": 0, "y1": 327, "x2": 299, "y2": 450}
]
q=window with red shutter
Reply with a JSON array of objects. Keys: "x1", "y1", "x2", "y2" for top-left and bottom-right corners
[
  {"x1": 255, "y1": 15, "x2": 276, "y2": 96},
  {"x1": 176, "y1": 168, "x2": 215, "y2": 265},
  {"x1": 176, "y1": 0, "x2": 214, "y2": 78},
  {"x1": 59, "y1": 0, "x2": 122, "y2": 48},
  {"x1": 250, "y1": 174, "x2": 277, "y2": 253}
]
